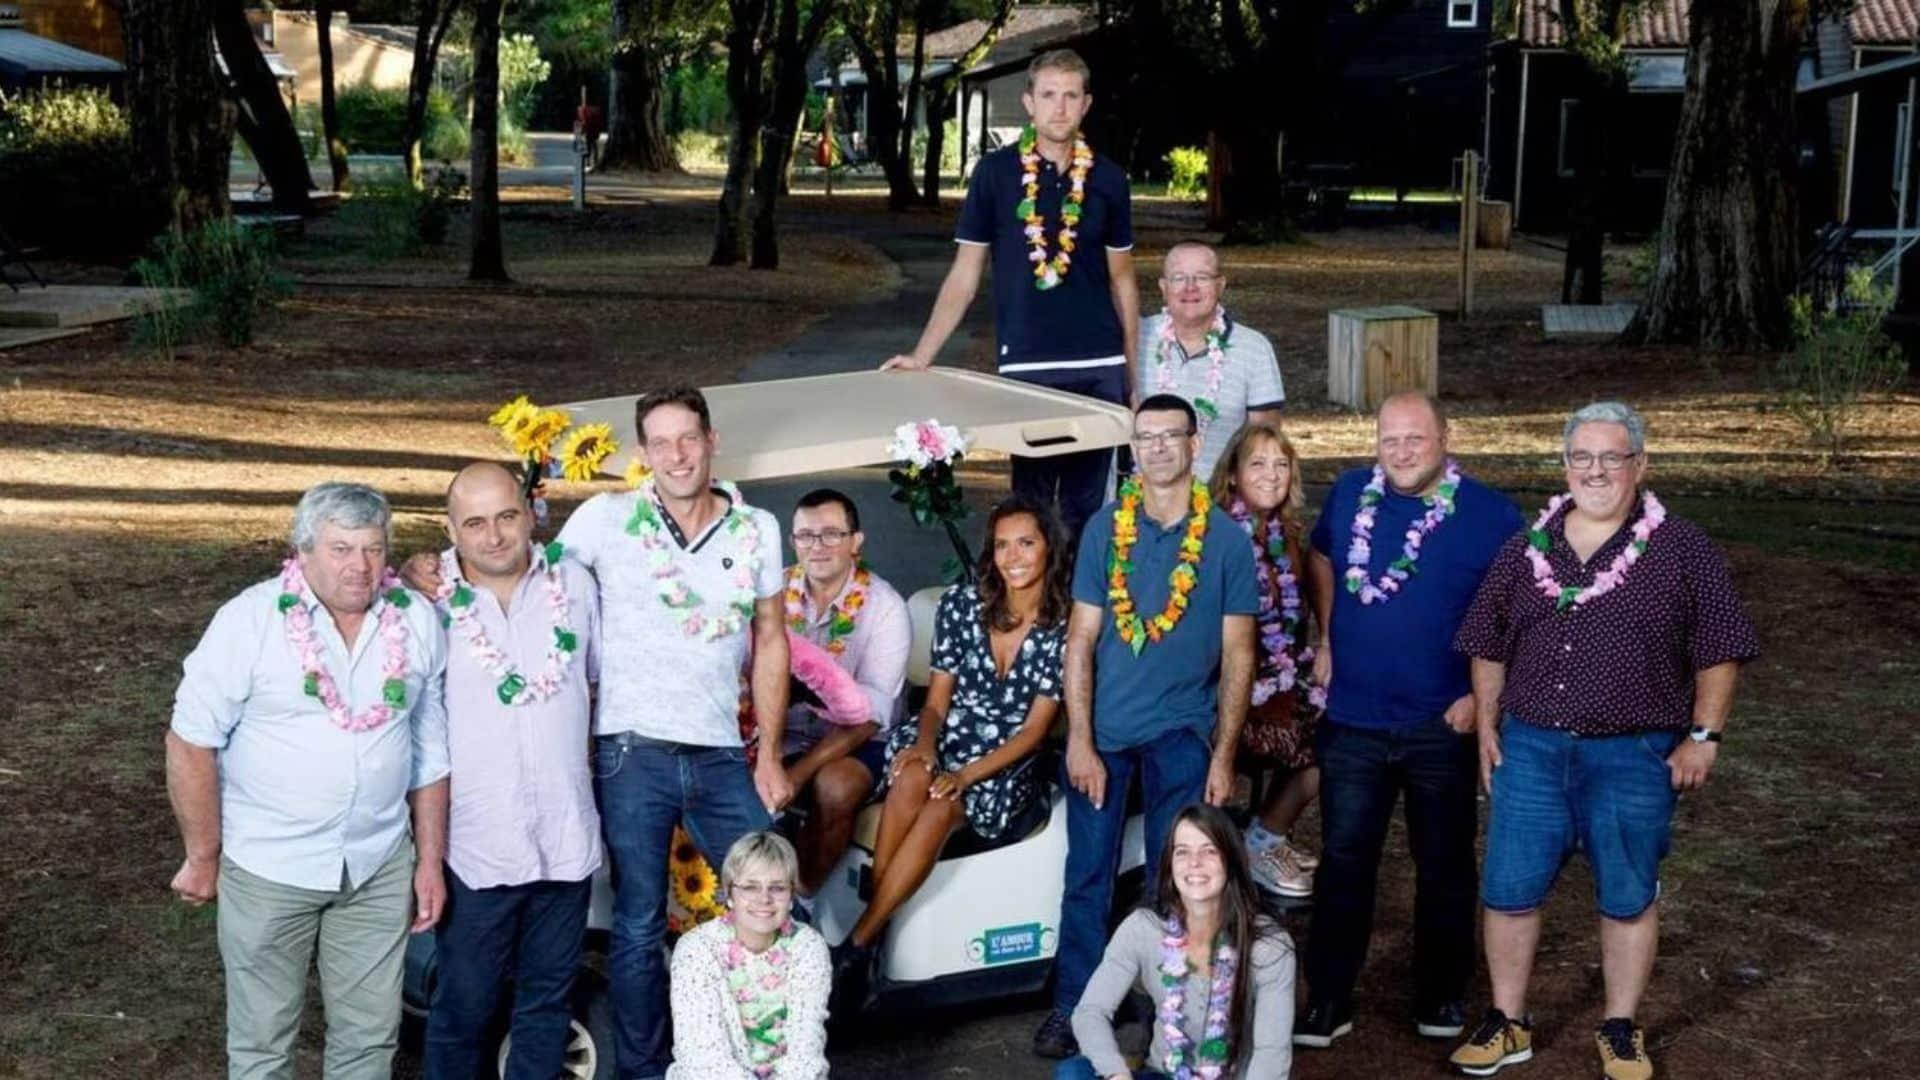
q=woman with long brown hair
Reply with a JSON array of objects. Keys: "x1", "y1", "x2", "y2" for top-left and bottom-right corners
[
  {"x1": 1062, "y1": 804, "x2": 1295, "y2": 1079},
  {"x1": 831, "y1": 495, "x2": 1072, "y2": 987},
  {"x1": 1209, "y1": 421, "x2": 1327, "y2": 899}
]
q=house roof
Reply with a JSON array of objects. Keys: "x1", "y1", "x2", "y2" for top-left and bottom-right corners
[
  {"x1": 0, "y1": 27, "x2": 123, "y2": 77},
  {"x1": 1512, "y1": 0, "x2": 1918, "y2": 49},
  {"x1": 897, "y1": 4, "x2": 1098, "y2": 67}
]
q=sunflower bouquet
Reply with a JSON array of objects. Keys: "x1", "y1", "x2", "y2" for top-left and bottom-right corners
[{"x1": 486, "y1": 396, "x2": 622, "y2": 522}]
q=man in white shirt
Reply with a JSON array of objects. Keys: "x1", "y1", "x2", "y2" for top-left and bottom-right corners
[
  {"x1": 166, "y1": 482, "x2": 449, "y2": 1080},
  {"x1": 1135, "y1": 241, "x2": 1286, "y2": 478},
  {"x1": 779, "y1": 488, "x2": 911, "y2": 900}
]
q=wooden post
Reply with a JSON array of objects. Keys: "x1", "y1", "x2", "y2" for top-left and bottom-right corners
[{"x1": 1459, "y1": 149, "x2": 1479, "y2": 319}]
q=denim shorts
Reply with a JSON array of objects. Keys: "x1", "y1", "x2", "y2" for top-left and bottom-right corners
[{"x1": 1482, "y1": 716, "x2": 1682, "y2": 919}]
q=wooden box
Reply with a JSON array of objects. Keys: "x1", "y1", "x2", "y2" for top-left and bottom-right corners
[{"x1": 1327, "y1": 305, "x2": 1438, "y2": 411}]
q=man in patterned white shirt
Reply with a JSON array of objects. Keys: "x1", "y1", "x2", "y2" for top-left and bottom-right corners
[
  {"x1": 166, "y1": 482, "x2": 449, "y2": 1080},
  {"x1": 1135, "y1": 241, "x2": 1285, "y2": 479}
]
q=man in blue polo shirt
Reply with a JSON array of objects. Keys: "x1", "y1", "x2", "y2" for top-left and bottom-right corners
[
  {"x1": 1032, "y1": 393, "x2": 1259, "y2": 1059},
  {"x1": 1292, "y1": 391, "x2": 1524, "y2": 1052},
  {"x1": 882, "y1": 48, "x2": 1140, "y2": 538}
]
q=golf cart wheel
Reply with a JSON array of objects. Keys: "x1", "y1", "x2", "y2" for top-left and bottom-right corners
[{"x1": 494, "y1": 974, "x2": 614, "y2": 1080}]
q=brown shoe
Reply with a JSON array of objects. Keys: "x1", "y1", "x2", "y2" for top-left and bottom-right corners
[
  {"x1": 1449, "y1": 1009, "x2": 1533, "y2": 1076},
  {"x1": 1596, "y1": 1017, "x2": 1653, "y2": 1080}
]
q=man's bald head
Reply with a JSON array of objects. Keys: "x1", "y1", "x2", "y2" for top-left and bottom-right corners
[
  {"x1": 1377, "y1": 391, "x2": 1448, "y2": 433},
  {"x1": 445, "y1": 461, "x2": 534, "y2": 581},
  {"x1": 1374, "y1": 391, "x2": 1451, "y2": 496}
]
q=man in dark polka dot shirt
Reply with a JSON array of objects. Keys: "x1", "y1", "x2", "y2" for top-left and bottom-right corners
[{"x1": 1449, "y1": 400, "x2": 1760, "y2": 1080}]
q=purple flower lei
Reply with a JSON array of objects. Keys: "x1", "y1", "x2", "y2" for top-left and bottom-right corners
[
  {"x1": 1227, "y1": 498, "x2": 1309, "y2": 706},
  {"x1": 1158, "y1": 914, "x2": 1237, "y2": 1080},
  {"x1": 1344, "y1": 459, "x2": 1462, "y2": 605}
]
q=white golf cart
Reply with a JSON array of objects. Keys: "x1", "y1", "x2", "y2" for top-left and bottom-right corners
[{"x1": 403, "y1": 368, "x2": 1144, "y2": 1075}]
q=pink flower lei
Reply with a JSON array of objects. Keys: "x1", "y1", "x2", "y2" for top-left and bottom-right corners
[
  {"x1": 624, "y1": 478, "x2": 763, "y2": 641},
  {"x1": 436, "y1": 542, "x2": 580, "y2": 706},
  {"x1": 278, "y1": 557, "x2": 411, "y2": 733},
  {"x1": 1157, "y1": 914, "x2": 1236, "y2": 1080},
  {"x1": 1344, "y1": 459, "x2": 1462, "y2": 605},
  {"x1": 1525, "y1": 490, "x2": 1667, "y2": 610},
  {"x1": 718, "y1": 913, "x2": 797, "y2": 1078},
  {"x1": 1155, "y1": 306, "x2": 1230, "y2": 434},
  {"x1": 1226, "y1": 497, "x2": 1323, "y2": 708}
]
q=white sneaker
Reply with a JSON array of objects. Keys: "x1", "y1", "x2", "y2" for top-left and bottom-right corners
[{"x1": 1251, "y1": 842, "x2": 1314, "y2": 898}]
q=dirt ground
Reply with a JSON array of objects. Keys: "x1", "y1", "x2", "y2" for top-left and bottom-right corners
[{"x1": 1, "y1": 181, "x2": 1916, "y2": 1079}]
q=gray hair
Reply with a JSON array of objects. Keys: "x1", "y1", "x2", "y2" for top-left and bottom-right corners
[
  {"x1": 719, "y1": 830, "x2": 799, "y2": 893},
  {"x1": 1563, "y1": 401, "x2": 1647, "y2": 456},
  {"x1": 290, "y1": 482, "x2": 393, "y2": 552}
]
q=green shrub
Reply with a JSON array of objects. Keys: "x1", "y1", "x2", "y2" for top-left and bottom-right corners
[
  {"x1": 334, "y1": 85, "x2": 409, "y2": 153},
  {"x1": 0, "y1": 87, "x2": 152, "y2": 252},
  {"x1": 1165, "y1": 145, "x2": 1207, "y2": 201},
  {"x1": 673, "y1": 131, "x2": 729, "y2": 170},
  {"x1": 133, "y1": 219, "x2": 293, "y2": 350},
  {"x1": 336, "y1": 165, "x2": 468, "y2": 260},
  {"x1": 1779, "y1": 268, "x2": 1909, "y2": 463},
  {"x1": 422, "y1": 99, "x2": 468, "y2": 161}
]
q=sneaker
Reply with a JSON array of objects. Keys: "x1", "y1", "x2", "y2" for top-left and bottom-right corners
[
  {"x1": 826, "y1": 941, "x2": 872, "y2": 1020},
  {"x1": 1281, "y1": 835, "x2": 1320, "y2": 870},
  {"x1": 1449, "y1": 1008, "x2": 1534, "y2": 1076},
  {"x1": 1417, "y1": 1000, "x2": 1468, "y2": 1038},
  {"x1": 1032, "y1": 1008, "x2": 1078, "y2": 1059},
  {"x1": 1251, "y1": 842, "x2": 1314, "y2": 898},
  {"x1": 1292, "y1": 1000, "x2": 1354, "y2": 1048},
  {"x1": 1595, "y1": 1017, "x2": 1653, "y2": 1080}
]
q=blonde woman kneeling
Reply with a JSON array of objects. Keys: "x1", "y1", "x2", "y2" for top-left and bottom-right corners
[{"x1": 668, "y1": 832, "x2": 831, "y2": 1079}]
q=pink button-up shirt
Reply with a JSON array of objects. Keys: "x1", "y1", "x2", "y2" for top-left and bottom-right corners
[
  {"x1": 782, "y1": 566, "x2": 911, "y2": 755},
  {"x1": 439, "y1": 544, "x2": 603, "y2": 889}
]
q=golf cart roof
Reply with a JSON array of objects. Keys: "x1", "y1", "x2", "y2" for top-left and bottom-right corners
[{"x1": 561, "y1": 369, "x2": 1133, "y2": 483}]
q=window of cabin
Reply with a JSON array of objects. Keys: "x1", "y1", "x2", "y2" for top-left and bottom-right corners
[{"x1": 1448, "y1": 0, "x2": 1478, "y2": 27}]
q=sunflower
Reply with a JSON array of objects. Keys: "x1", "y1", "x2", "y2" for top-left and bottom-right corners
[
  {"x1": 670, "y1": 855, "x2": 721, "y2": 918},
  {"x1": 624, "y1": 458, "x2": 653, "y2": 488},
  {"x1": 558, "y1": 422, "x2": 618, "y2": 482},
  {"x1": 487, "y1": 395, "x2": 535, "y2": 429},
  {"x1": 515, "y1": 409, "x2": 572, "y2": 459}
]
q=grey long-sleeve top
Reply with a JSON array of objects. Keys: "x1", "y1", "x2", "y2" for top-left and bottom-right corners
[{"x1": 1070, "y1": 908, "x2": 1296, "y2": 1080}]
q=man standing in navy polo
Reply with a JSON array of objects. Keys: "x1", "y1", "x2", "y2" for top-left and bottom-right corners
[
  {"x1": 1292, "y1": 391, "x2": 1524, "y2": 1052},
  {"x1": 1032, "y1": 393, "x2": 1258, "y2": 1059},
  {"x1": 882, "y1": 48, "x2": 1140, "y2": 539}
]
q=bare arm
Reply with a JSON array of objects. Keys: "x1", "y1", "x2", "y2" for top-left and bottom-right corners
[
  {"x1": 166, "y1": 732, "x2": 222, "y2": 904},
  {"x1": 1206, "y1": 613, "x2": 1256, "y2": 805},
  {"x1": 883, "y1": 244, "x2": 988, "y2": 370},
  {"x1": 1471, "y1": 658, "x2": 1508, "y2": 792},
  {"x1": 889, "y1": 670, "x2": 954, "y2": 782},
  {"x1": 1247, "y1": 408, "x2": 1283, "y2": 429},
  {"x1": 1062, "y1": 601, "x2": 1108, "y2": 809},
  {"x1": 939, "y1": 694, "x2": 1060, "y2": 797},
  {"x1": 1306, "y1": 548, "x2": 1334, "y2": 645},
  {"x1": 407, "y1": 778, "x2": 449, "y2": 932},
  {"x1": 1108, "y1": 248, "x2": 1142, "y2": 403},
  {"x1": 750, "y1": 595, "x2": 795, "y2": 811},
  {"x1": 1670, "y1": 660, "x2": 1740, "y2": 792}
]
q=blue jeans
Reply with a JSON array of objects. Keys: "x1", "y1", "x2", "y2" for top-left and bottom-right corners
[
  {"x1": 1482, "y1": 717, "x2": 1682, "y2": 919},
  {"x1": 425, "y1": 869, "x2": 591, "y2": 1080},
  {"x1": 1305, "y1": 718, "x2": 1479, "y2": 1012},
  {"x1": 1055, "y1": 1058, "x2": 1171, "y2": 1080},
  {"x1": 1052, "y1": 725, "x2": 1211, "y2": 1015},
  {"x1": 594, "y1": 735, "x2": 771, "y2": 1079}
]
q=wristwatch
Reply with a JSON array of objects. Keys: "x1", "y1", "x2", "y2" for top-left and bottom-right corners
[{"x1": 1688, "y1": 726, "x2": 1723, "y2": 744}]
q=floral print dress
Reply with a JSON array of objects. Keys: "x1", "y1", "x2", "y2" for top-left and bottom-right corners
[{"x1": 885, "y1": 584, "x2": 1065, "y2": 840}]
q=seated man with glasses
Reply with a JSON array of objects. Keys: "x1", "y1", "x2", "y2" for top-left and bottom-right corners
[
  {"x1": 1137, "y1": 240, "x2": 1286, "y2": 478},
  {"x1": 780, "y1": 489, "x2": 912, "y2": 912}
]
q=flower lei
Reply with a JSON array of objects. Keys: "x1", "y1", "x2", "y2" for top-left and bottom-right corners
[
  {"x1": 625, "y1": 479, "x2": 763, "y2": 642},
  {"x1": 1158, "y1": 915, "x2": 1236, "y2": 1080},
  {"x1": 783, "y1": 564, "x2": 869, "y2": 655},
  {"x1": 1109, "y1": 475, "x2": 1210, "y2": 654},
  {"x1": 278, "y1": 558, "x2": 411, "y2": 733},
  {"x1": 1227, "y1": 498, "x2": 1319, "y2": 708},
  {"x1": 1155, "y1": 307, "x2": 1229, "y2": 434},
  {"x1": 1345, "y1": 460, "x2": 1463, "y2": 605},
  {"x1": 436, "y1": 543, "x2": 580, "y2": 706},
  {"x1": 1017, "y1": 125, "x2": 1094, "y2": 291},
  {"x1": 718, "y1": 912, "x2": 797, "y2": 1078},
  {"x1": 1525, "y1": 490, "x2": 1667, "y2": 611}
]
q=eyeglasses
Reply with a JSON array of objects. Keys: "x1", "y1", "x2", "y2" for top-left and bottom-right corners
[
  {"x1": 1564, "y1": 451, "x2": 1639, "y2": 472},
  {"x1": 791, "y1": 529, "x2": 852, "y2": 549},
  {"x1": 1164, "y1": 272, "x2": 1220, "y2": 288},
  {"x1": 728, "y1": 881, "x2": 794, "y2": 901},
  {"x1": 1131, "y1": 430, "x2": 1193, "y2": 449}
]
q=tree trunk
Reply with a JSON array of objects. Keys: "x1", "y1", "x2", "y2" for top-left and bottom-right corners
[
  {"x1": 468, "y1": 0, "x2": 510, "y2": 282},
  {"x1": 1627, "y1": 0, "x2": 1806, "y2": 349},
  {"x1": 711, "y1": 0, "x2": 771, "y2": 266},
  {"x1": 317, "y1": 1, "x2": 352, "y2": 193},
  {"x1": 920, "y1": 76, "x2": 953, "y2": 206},
  {"x1": 120, "y1": 0, "x2": 232, "y2": 237},
  {"x1": 402, "y1": 0, "x2": 459, "y2": 185},
  {"x1": 750, "y1": 0, "x2": 836, "y2": 268},
  {"x1": 604, "y1": 0, "x2": 680, "y2": 172},
  {"x1": 211, "y1": 0, "x2": 314, "y2": 213},
  {"x1": 845, "y1": 2, "x2": 917, "y2": 209}
]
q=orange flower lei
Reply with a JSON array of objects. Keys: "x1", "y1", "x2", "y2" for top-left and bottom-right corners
[
  {"x1": 1107, "y1": 475, "x2": 1210, "y2": 655},
  {"x1": 782, "y1": 564, "x2": 870, "y2": 655}
]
